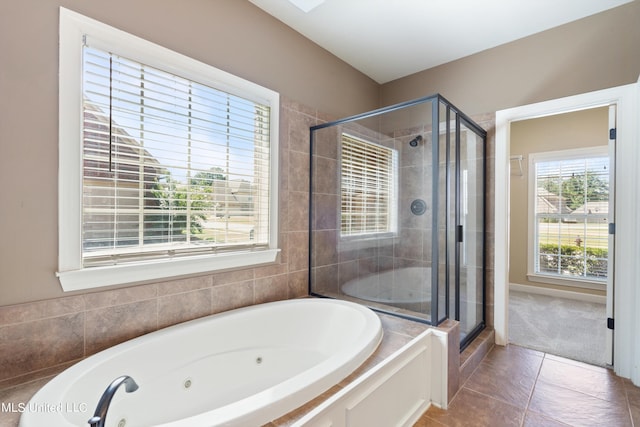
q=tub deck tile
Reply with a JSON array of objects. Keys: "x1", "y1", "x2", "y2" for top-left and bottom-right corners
[{"x1": 268, "y1": 311, "x2": 430, "y2": 426}]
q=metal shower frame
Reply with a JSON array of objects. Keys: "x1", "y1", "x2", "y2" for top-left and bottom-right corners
[{"x1": 308, "y1": 94, "x2": 487, "y2": 350}]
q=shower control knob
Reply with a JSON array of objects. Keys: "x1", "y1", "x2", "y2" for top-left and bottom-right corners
[{"x1": 410, "y1": 199, "x2": 427, "y2": 216}]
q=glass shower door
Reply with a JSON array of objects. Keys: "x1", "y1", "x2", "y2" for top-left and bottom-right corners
[
  {"x1": 438, "y1": 101, "x2": 485, "y2": 347},
  {"x1": 458, "y1": 119, "x2": 485, "y2": 345}
]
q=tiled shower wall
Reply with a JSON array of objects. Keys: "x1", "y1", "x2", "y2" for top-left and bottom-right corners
[
  {"x1": 311, "y1": 124, "x2": 434, "y2": 295},
  {"x1": 0, "y1": 96, "x2": 329, "y2": 390},
  {"x1": 311, "y1": 113, "x2": 495, "y2": 328}
]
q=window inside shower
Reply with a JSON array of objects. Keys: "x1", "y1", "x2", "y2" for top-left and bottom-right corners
[
  {"x1": 340, "y1": 133, "x2": 398, "y2": 238},
  {"x1": 309, "y1": 94, "x2": 487, "y2": 349}
]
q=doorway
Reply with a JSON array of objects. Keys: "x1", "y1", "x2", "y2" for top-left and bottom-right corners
[
  {"x1": 493, "y1": 83, "x2": 640, "y2": 383},
  {"x1": 506, "y1": 107, "x2": 613, "y2": 366}
]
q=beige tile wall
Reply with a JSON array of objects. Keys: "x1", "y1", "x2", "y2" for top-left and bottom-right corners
[{"x1": 0, "y1": 96, "x2": 329, "y2": 390}]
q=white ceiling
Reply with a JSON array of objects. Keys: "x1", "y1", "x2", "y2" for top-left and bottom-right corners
[{"x1": 249, "y1": 0, "x2": 633, "y2": 84}]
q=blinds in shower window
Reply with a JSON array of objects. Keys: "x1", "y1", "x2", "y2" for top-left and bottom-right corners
[
  {"x1": 81, "y1": 45, "x2": 271, "y2": 266},
  {"x1": 340, "y1": 134, "x2": 397, "y2": 236}
]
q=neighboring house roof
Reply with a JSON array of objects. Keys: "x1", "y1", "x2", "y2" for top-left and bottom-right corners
[
  {"x1": 83, "y1": 101, "x2": 165, "y2": 181},
  {"x1": 83, "y1": 102, "x2": 255, "y2": 214},
  {"x1": 536, "y1": 188, "x2": 572, "y2": 215},
  {"x1": 570, "y1": 201, "x2": 609, "y2": 215}
]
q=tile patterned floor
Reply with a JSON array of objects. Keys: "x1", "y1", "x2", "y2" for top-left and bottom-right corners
[{"x1": 416, "y1": 344, "x2": 640, "y2": 427}]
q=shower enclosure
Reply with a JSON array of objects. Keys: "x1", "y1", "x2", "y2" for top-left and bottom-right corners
[{"x1": 309, "y1": 94, "x2": 486, "y2": 348}]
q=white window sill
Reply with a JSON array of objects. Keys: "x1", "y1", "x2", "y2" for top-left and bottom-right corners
[
  {"x1": 526, "y1": 273, "x2": 606, "y2": 291},
  {"x1": 57, "y1": 249, "x2": 280, "y2": 292}
]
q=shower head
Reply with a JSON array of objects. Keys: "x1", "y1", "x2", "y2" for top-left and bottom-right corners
[{"x1": 409, "y1": 135, "x2": 423, "y2": 147}]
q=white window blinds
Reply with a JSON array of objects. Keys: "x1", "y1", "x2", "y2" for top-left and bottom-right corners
[
  {"x1": 533, "y1": 149, "x2": 609, "y2": 281},
  {"x1": 340, "y1": 134, "x2": 397, "y2": 236},
  {"x1": 81, "y1": 45, "x2": 271, "y2": 266}
]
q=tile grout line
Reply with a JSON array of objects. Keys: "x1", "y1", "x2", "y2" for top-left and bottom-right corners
[{"x1": 518, "y1": 351, "x2": 547, "y2": 427}]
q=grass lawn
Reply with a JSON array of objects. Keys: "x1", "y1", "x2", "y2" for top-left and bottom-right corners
[{"x1": 537, "y1": 221, "x2": 609, "y2": 249}]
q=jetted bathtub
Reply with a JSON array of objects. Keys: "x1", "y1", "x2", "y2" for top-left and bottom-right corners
[{"x1": 19, "y1": 298, "x2": 382, "y2": 427}]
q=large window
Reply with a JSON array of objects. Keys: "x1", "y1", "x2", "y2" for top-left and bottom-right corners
[
  {"x1": 529, "y1": 147, "x2": 609, "y2": 284},
  {"x1": 58, "y1": 8, "x2": 279, "y2": 291},
  {"x1": 340, "y1": 134, "x2": 397, "y2": 237}
]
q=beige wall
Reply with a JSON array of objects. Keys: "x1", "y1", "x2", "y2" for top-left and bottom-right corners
[
  {"x1": 0, "y1": 0, "x2": 378, "y2": 306},
  {"x1": 380, "y1": 1, "x2": 640, "y2": 116},
  {"x1": 509, "y1": 107, "x2": 609, "y2": 295}
]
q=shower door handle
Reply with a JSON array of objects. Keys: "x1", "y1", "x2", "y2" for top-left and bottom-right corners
[{"x1": 456, "y1": 225, "x2": 463, "y2": 243}]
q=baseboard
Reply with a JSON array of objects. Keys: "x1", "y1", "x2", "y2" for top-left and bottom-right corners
[{"x1": 509, "y1": 283, "x2": 606, "y2": 304}]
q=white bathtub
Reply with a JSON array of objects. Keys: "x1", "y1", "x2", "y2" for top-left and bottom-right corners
[
  {"x1": 341, "y1": 267, "x2": 432, "y2": 305},
  {"x1": 19, "y1": 298, "x2": 382, "y2": 427}
]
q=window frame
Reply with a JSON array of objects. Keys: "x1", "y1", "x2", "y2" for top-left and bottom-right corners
[
  {"x1": 527, "y1": 146, "x2": 609, "y2": 289},
  {"x1": 58, "y1": 8, "x2": 279, "y2": 291},
  {"x1": 338, "y1": 133, "x2": 398, "y2": 240}
]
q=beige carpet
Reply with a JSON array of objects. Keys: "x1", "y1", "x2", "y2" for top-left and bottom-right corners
[{"x1": 508, "y1": 290, "x2": 608, "y2": 366}]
